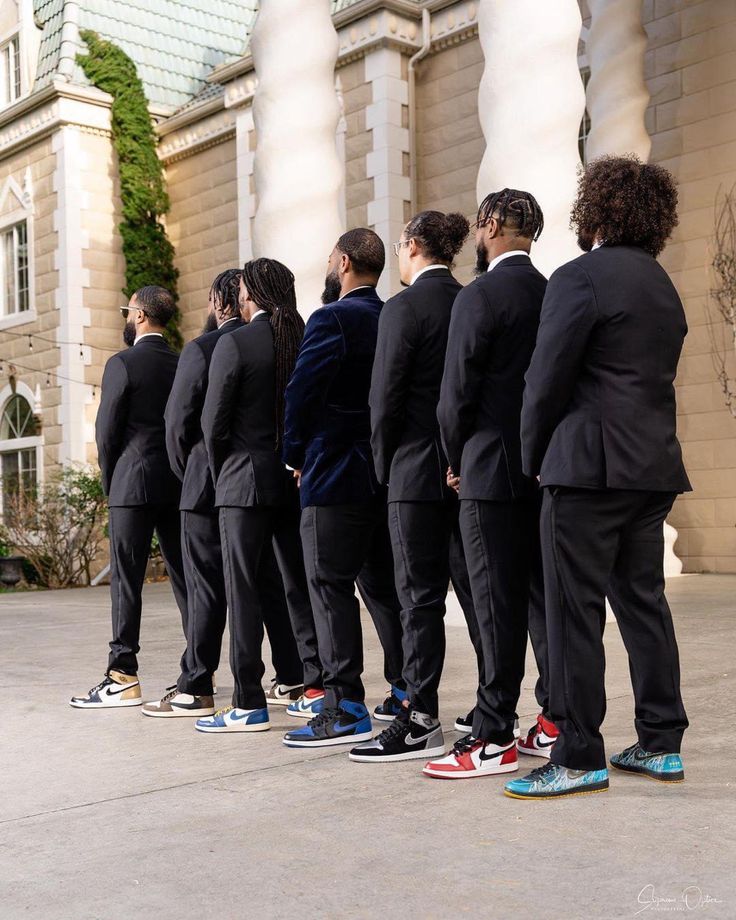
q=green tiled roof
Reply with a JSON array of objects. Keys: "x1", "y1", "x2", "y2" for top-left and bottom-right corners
[{"x1": 33, "y1": 0, "x2": 257, "y2": 112}]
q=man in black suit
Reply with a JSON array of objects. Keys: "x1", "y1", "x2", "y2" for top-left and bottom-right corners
[
  {"x1": 425, "y1": 190, "x2": 549, "y2": 781},
  {"x1": 349, "y1": 210, "x2": 477, "y2": 764},
  {"x1": 195, "y1": 258, "x2": 314, "y2": 734},
  {"x1": 507, "y1": 156, "x2": 691, "y2": 801},
  {"x1": 71, "y1": 286, "x2": 188, "y2": 709},
  {"x1": 142, "y1": 270, "x2": 306, "y2": 719},
  {"x1": 281, "y1": 229, "x2": 405, "y2": 750}
]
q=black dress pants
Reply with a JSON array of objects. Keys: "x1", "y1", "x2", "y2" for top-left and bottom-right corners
[
  {"x1": 107, "y1": 503, "x2": 188, "y2": 675},
  {"x1": 300, "y1": 500, "x2": 404, "y2": 708},
  {"x1": 388, "y1": 497, "x2": 477, "y2": 719},
  {"x1": 177, "y1": 509, "x2": 303, "y2": 696},
  {"x1": 219, "y1": 501, "x2": 316, "y2": 710},
  {"x1": 459, "y1": 498, "x2": 538, "y2": 743},
  {"x1": 541, "y1": 487, "x2": 689, "y2": 771}
]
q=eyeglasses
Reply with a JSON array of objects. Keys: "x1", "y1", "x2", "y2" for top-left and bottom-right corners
[
  {"x1": 119, "y1": 306, "x2": 147, "y2": 320},
  {"x1": 392, "y1": 238, "x2": 413, "y2": 257}
]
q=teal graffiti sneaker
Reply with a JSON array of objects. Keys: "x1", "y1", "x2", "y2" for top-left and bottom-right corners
[
  {"x1": 504, "y1": 762, "x2": 609, "y2": 799},
  {"x1": 610, "y1": 742, "x2": 684, "y2": 783}
]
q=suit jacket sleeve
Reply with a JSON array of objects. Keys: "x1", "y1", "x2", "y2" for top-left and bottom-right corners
[
  {"x1": 369, "y1": 297, "x2": 416, "y2": 484},
  {"x1": 165, "y1": 340, "x2": 207, "y2": 482},
  {"x1": 521, "y1": 261, "x2": 598, "y2": 477},
  {"x1": 282, "y1": 309, "x2": 344, "y2": 470},
  {"x1": 438, "y1": 284, "x2": 495, "y2": 475},
  {"x1": 201, "y1": 334, "x2": 240, "y2": 485},
  {"x1": 95, "y1": 355, "x2": 130, "y2": 496}
]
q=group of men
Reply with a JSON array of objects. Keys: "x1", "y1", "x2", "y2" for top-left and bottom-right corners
[{"x1": 71, "y1": 154, "x2": 690, "y2": 801}]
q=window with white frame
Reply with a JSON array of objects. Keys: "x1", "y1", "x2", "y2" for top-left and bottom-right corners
[
  {"x1": 0, "y1": 394, "x2": 39, "y2": 510},
  {"x1": 0, "y1": 220, "x2": 29, "y2": 316},
  {"x1": 0, "y1": 35, "x2": 21, "y2": 107}
]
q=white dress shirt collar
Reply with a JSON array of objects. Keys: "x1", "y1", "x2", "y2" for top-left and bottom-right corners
[
  {"x1": 339, "y1": 284, "x2": 374, "y2": 301},
  {"x1": 134, "y1": 332, "x2": 164, "y2": 345},
  {"x1": 411, "y1": 264, "x2": 450, "y2": 285},
  {"x1": 250, "y1": 309, "x2": 267, "y2": 321},
  {"x1": 487, "y1": 250, "x2": 530, "y2": 273}
]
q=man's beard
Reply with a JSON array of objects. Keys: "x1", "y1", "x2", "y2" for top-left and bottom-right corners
[
  {"x1": 321, "y1": 269, "x2": 341, "y2": 305},
  {"x1": 201, "y1": 312, "x2": 219, "y2": 334},
  {"x1": 474, "y1": 240, "x2": 490, "y2": 275},
  {"x1": 123, "y1": 320, "x2": 136, "y2": 347},
  {"x1": 576, "y1": 228, "x2": 595, "y2": 252}
]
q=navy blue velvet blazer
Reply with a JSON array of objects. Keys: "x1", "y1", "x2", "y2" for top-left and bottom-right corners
[{"x1": 283, "y1": 286, "x2": 384, "y2": 508}]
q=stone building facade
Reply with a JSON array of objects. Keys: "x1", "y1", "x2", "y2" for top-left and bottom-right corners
[{"x1": 0, "y1": 0, "x2": 734, "y2": 573}]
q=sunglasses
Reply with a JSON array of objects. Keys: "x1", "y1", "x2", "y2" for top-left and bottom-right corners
[
  {"x1": 119, "y1": 306, "x2": 148, "y2": 320},
  {"x1": 392, "y1": 238, "x2": 413, "y2": 257}
]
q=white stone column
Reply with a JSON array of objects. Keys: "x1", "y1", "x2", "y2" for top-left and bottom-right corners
[
  {"x1": 476, "y1": 0, "x2": 585, "y2": 278},
  {"x1": 585, "y1": 0, "x2": 651, "y2": 162},
  {"x1": 251, "y1": 0, "x2": 344, "y2": 316},
  {"x1": 235, "y1": 106, "x2": 256, "y2": 266}
]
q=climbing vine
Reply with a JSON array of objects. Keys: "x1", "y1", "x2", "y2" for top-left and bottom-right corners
[{"x1": 77, "y1": 30, "x2": 182, "y2": 349}]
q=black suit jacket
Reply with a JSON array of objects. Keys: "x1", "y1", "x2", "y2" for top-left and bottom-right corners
[
  {"x1": 521, "y1": 245, "x2": 691, "y2": 492},
  {"x1": 370, "y1": 268, "x2": 462, "y2": 502},
  {"x1": 95, "y1": 335, "x2": 181, "y2": 507},
  {"x1": 165, "y1": 317, "x2": 243, "y2": 512},
  {"x1": 282, "y1": 287, "x2": 384, "y2": 507},
  {"x1": 202, "y1": 314, "x2": 292, "y2": 508},
  {"x1": 438, "y1": 255, "x2": 546, "y2": 501}
]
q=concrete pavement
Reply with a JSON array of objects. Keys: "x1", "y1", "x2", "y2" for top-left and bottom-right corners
[{"x1": 0, "y1": 575, "x2": 734, "y2": 919}]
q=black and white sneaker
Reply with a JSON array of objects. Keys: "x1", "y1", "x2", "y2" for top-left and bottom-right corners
[
  {"x1": 455, "y1": 708, "x2": 520, "y2": 738},
  {"x1": 70, "y1": 671, "x2": 142, "y2": 708},
  {"x1": 349, "y1": 708, "x2": 445, "y2": 763},
  {"x1": 265, "y1": 680, "x2": 304, "y2": 706}
]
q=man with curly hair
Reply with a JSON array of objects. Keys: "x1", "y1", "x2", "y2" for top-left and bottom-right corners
[{"x1": 508, "y1": 156, "x2": 691, "y2": 801}]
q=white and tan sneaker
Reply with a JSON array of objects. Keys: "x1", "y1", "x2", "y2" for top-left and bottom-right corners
[
  {"x1": 265, "y1": 680, "x2": 303, "y2": 706},
  {"x1": 142, "y1": 687, "x2": 215, "y2": 718},
  {"x1": 70, "y1": 670, "x2": 142, "y2": 708}
]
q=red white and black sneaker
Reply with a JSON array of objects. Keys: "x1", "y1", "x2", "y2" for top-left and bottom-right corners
[
  {"x1": 517, "y1": 714, "x2": 559, "y2": 759},
  {"x1": 423, "y1": 735, "x2": 518, "y2": 779}
]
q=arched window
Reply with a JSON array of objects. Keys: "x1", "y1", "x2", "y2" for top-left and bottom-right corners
[{"x1": 0, "y1": 388, "x2": 42, "y2": 511}]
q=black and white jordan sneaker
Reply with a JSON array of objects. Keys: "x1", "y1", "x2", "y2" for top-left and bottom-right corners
[
  {"x1": 70, "y1": 671, "x2": 142, "y2": 708},
  {"x1": 455, "y1": 708, "x2": 520, "y2": 738},
  {"x1": 349, "y1": 708, "x2": 445, "y2": 763}
]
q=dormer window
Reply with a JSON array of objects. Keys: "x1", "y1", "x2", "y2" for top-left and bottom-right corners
[{"x1": 0, "y1": 35, "x2": 21, "y2": 107}]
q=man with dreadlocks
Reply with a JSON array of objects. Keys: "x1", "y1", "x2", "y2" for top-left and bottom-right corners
[
  {"x1": 510, "y1": 156, "x2": 690, "y2": 800},
  {"x1": 142, "y1": 269, "x2": 305, "y2": 719},
  {"x1": 195, "y1": 259, "x2": 318, "y2": 733},
  {"x1": 423, "y1": 189, "x2": 552, "y2": 780},
  {"x1": 281, "y1": 229, "x2": 405, "y2": 750}
]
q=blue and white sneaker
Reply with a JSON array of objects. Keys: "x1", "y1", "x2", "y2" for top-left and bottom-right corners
[
  {"x1": 195, "y1": 706, "x2": 270, "y2": 733},
  {"x1": 373, "y1": 685, "x2": 408, "y2": 722},
  {"x1": 282, "y1": 700, "x2": 373, "y2": 748},
  {"x1": 504, "y1": 762, "x2": 609, "y2": 799},
  {"x1": 286, "y1": 689, "x2": 325, "y2": 719},
  {"x1": 610, "y1": 742, "x2": 684, "y2": 783}
]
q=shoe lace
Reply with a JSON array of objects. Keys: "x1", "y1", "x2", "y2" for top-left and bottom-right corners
[
  {"x1": 89, "y1": 675, "x2": 112, "y2": 695},
  {"x1": 307, "y1": 707, "x2": 340, "y2": 729},
  {"x1": 526, "y1": 762, "x2": 557, "y2": 783},
  {"x1": 452, "y1": 734, "x2": 480, "y2": 755},
  {"x1": 161, "y1": 686, "x2": 180, "y2": 703},
  {"x1": 214, "y1": 705, "x2": 234, "y2": 718},
  {"x1": 375, "y1": 715, "x2": 410, "y2": 745}
]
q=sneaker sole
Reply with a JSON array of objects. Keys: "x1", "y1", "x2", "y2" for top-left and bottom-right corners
[
  {"x1": 373, "y1": 712, "x2": 400, "y2": 723},
  {"x1": 348, "y1": 744, "x2": 446, "y2": 763},
  {"x1": 503, "y1": 781, "x2": 610, "y2": 799},
  {"x1": 267, "y1": 697, "x2": 303, "y2": 707},
  {"x1": 282, "y1": 729, "x2": 374, "y2": 748},
  {"x1": 517, "y1": 745, "x2": 553, "y2": 759},
  {"x1": 454, "y1": 723, "x2": 472, "y2": 733},
  {"x1": 69, "y1": 697, "x2": 142, "y2": 708},
  {"x1": 195, "y1": 722, "x2": 271, "y2": 733},
  {"x1": 423, "y1": 761, "x2": 519, "y2": 779},
  {"x1": 142, "y1": 707, "x2": 215, "y2": 718},
  {"x1": 286, "y1": 709, "x2": 320, "y2": 720},
  {"x1": 610, "y1": 761, "x2": 684, "y2": 783}
]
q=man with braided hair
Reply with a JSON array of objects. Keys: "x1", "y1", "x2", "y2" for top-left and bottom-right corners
[
  {"x1": 281, "y1": 229, "x2": 406, "y2": 749},
  {"x1": 195, "y1": 259, "x2": 317, "y2": 733},
  {"x1": 425, "y1": 189, "x2": 553, "y2": 780},
  {"x1": 143, "y1": 269, "x2": 305, "y2": 719}
]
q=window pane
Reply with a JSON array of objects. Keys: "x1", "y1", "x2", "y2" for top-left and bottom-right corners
[
  {"x1": 3, "y1": 228, "x2": 15, "y2": 315},
  {"x1": 2, "y1": 46, "x2": 9, "y2": 106},
  {"x1": 2, "y1": 451, "x2": 20, "y2": 506},
  {"x1": 16, "y1": 222, "x2": 28, "y2": 312},
  {"x1": 19, "y1": 447, "x2": 37, "y2": 497},
  {"x1": 0, "y1": 396, "x2": 34, "y2": 439},
  {"x1": 11, "y1": 37, "x2": 20, "y2": 100}
]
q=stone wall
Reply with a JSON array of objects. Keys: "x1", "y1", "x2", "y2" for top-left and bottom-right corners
[{"x1": 340, "y1": 57, "x2": 373, "y2": 231}]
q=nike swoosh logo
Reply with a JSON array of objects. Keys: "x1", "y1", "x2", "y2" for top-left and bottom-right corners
[
  {"x1": 229, "y1": 711, "x2": 255, "y2": 721},
  {"x1": 405, "y1": 732, "x2": 432, "y2": 746},
  {"x1": 479, "y1": 745, "x2": 513, "y2": 762},
  {"x1": 332, "y1": 722, "x2": 359, "y2": 733},
  {"x1": 103, "y1": 683, "x2": 138, "y2": 696},
  {"x1": 634, "y1": 750, "x2": 658, "y2": 762},
  {"x1": 536, "y1": 738, "x2": 556, "y2": 748}
]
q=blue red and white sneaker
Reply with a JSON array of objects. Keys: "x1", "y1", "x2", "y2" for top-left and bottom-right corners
[
  {"x1": 610, "y1": 742, "x2": 684, "y2": 783},
  {"x1": 517, "y1": 714, "x2": 559, "y2": 758},
  {"x1": 422, "y1": 735, "x2": 518, "y2": 779},
  {"x1": 195, "y1": 706, "x2": 270, "y2": 733},
  {"x1": 286, "y1": 688, "x2": 325, "y2": 719},
  {"x1": 282, "y1": 700, "x2": 373, "y2": 748},
  {"x1": 373, "y1": 685, "x2": 408, "y2": 722},
  {"x1": 504, "y1": 762, "x2": 609, "y2": 799}
]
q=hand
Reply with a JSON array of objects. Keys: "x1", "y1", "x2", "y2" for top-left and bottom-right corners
[
  {"x1": 446, "y1": 467, "x2": 460, "y2": 493},
  {"x1": 293, "y1": 469, "x2": 302, "y2": 488}
]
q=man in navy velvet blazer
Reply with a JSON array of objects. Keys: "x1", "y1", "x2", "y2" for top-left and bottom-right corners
[{"x1": 281, "y1": 229, "x2": 405, "y2": 750}]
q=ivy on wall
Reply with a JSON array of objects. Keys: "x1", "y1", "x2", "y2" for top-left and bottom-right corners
[{"x1": 77, "y1": 30, "x2": 182, "y2": 349}]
